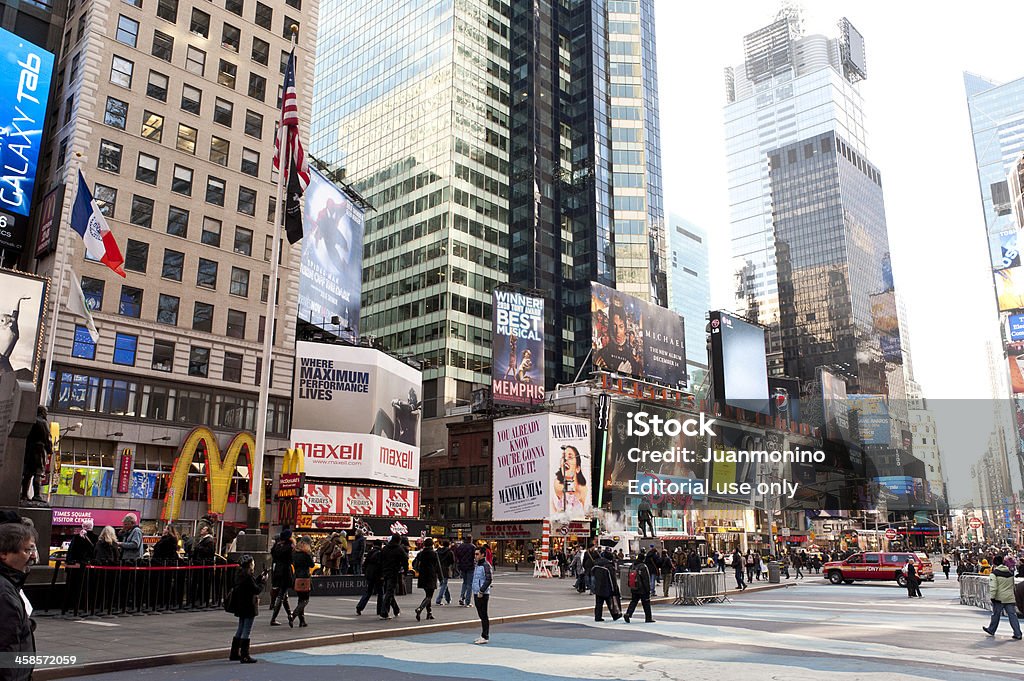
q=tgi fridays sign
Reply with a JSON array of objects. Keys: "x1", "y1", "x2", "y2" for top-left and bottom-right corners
[{"x1": 300, "y1": 483, "x2": 419, "y2": 518}]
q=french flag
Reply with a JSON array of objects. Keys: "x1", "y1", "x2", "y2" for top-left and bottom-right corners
[{"x1": 71, "y1": 170, "x2": 126, "y2": 277}]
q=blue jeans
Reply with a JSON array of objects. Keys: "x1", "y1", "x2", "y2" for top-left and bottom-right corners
[
  {"x1": 435, "y1": 576, "x2": 451, "y2": 604},
  {"x1": 356, "y1": 581, "x2": 381, "y2": 613},
  {"x1": 460, "y1": 570, "x2": 474, "y2": 604},
  {"x1": 650, "y1": 574, "x2": 657, "y2": 596},
  {"x1": 988, "y1": 602, "x2": 1023, "y2": 637},
  {"x1": 234, "y1": 617, "x2": 254, "y2": 639}
]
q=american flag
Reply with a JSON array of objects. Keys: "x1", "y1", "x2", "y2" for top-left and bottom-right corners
[{"x1": 274, "y1": 50, "x2": 310, "y2": 242}]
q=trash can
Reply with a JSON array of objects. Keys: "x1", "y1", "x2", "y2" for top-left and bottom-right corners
[{"x1": 768, "y1": 561, "x2": 781, "y2": 584}]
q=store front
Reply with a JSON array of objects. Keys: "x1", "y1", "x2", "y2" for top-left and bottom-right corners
[
  {"x1": 702, "y1": 527, "x2": 747, "y2": 554},
  {"x1": 474, "y1": 522, "x2": 540, "y2": 567}
]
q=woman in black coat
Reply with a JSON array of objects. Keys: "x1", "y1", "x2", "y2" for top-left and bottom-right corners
[
  {"x1": 290, "y1": 537, "x2": 315, "y2": 628},
  {"x1": 229, "y1": 555, "x2": 267, "y2": 664},
  {"x1": 413, "y1": 538, "x2": 443, "y2": 621},
  {"x1": 269, "y1": 531, "x2": 294, "y2": 626}
]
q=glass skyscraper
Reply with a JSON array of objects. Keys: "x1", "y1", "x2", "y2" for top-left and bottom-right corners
[
  {"x1": 312, "y1": 0, "x2": 666, "y2": 414},
  {"x1": 667, "y1": 214, "x2": 709, "y2": 388}
]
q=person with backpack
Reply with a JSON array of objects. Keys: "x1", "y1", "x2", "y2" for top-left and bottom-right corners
[
  {"x1": 732, "y1": 548, "x2": 747, "y2": 591},
  {"x1": 983, "y1": 555, "x2": 1022, "y2": 639},
  {"x1": 435, "y1": 539, "x2": 454, "y2": 605},
  {"x1": 413, "y1": 537, "x2": 442, "y2": 621},
  {"x1": 226, "y1": 555, "x2": 268, "y2": 664},
  {"x1": 624, "y1": 550, "x2": 655, "y2": 623},
  {"x1": 591, "y1": 550, "x2": 621, "y2": 622}
]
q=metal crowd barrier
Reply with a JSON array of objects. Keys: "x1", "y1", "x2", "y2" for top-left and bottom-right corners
[
  {"x1": 673, "y1": 571, "x2": 728, "y2": 605},
  {"x1": 959, "y1": 575, "x2": 990, "y2": 611},
  {"x1": 59, "y1": 561, "x2": 239, "y2": 618}
]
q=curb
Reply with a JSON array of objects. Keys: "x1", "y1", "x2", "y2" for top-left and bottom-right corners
[{"x1": 35, "y1": 582, "x2": 793, "y2": 679}]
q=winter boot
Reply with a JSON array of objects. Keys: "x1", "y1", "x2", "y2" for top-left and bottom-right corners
[
  {"x1": 229, "y1": 637, "x2": 241, "y2": 661},
  {"x1": 239, "y1": 639, "x2": 258, "y2": 664}
]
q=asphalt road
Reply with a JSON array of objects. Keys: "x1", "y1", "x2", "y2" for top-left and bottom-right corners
[{"x1": 52, "y1": 574, "x2": 1021, "y2": 681}]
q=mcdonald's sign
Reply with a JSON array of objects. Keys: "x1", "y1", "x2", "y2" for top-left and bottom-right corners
[
  {"x1": 161, "y1": 427, "x2": 267, "y2": 523},
  {"x1": 277, "y1": 447, "x2": 305, "y2": 499}
]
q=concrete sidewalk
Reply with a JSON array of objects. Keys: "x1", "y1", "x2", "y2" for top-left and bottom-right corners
[{"x1": 33, "y1": 573, "x2": 792, "y2": 679}]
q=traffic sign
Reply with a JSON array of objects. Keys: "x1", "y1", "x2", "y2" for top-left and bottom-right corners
[
  {"x1": 968, "y1": 517, "x2": 984, "y2": 529},
  {"x1": 884, "y1": 528, "x2": 898, "y2": 541}
]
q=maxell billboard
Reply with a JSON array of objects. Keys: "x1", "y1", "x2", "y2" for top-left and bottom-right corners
[
  {"x1": 492, "y1": 289, "x2": 544, "y2": 405},
  {"x1": 0, "y1": 29, "x2": 54, "y2": 257},
  {"x1": 492, "y1": 413, "x2": 591, "y2": 521},
  {"x1": 291, "y1": 342, "x2": 421, "y2": 486},
  {"x1": 590, "y1": 281, "x2": 687, "y2": 388}
]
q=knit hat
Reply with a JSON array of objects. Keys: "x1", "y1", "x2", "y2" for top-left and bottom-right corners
[{"x1": 280, "y1": 529, "x2": 292, "y2": 541}]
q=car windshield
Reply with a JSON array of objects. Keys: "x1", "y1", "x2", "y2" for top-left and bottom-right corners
[{"x1": 847, "y1": 554, "x2": 863, "y2": 563}]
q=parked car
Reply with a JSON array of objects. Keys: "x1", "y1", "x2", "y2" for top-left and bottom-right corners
[{"x1": 824, "y1": 551, "x2": 933, "y2": 587}]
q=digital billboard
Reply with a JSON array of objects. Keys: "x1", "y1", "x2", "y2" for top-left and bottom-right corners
[
  {"x1": 768, "y1": 376, "x2": 801, "y2": 427},
  {"x1": 291, "y1": 342, "x2": 421, "y2": 486},
  {"x1": 298, "y1": 167, "x2": 364, "y2": 335},
  {"x1": 869, "y1": 291, "x2": 902, "y2": 363},
  {"x1": 846, "y1": 394, "x2": 891, "y2": 445},
  {"x1": 995, "y1": 266, "x2": 1024, "y2": 312},
  {"x1": 0, "y1": 29, "x2": 54, "y2": 257},
  {"x1": 491, "y1": 289, "x2": 544, "y2": 406},
  {"x1": 590, "y1": 281, "x2": 687, "y2": 388},
  {"x1": 491, "y1": 413, "x2": 591, "y2": 521},
  {"x1": 0, "y1": 267, "x2": 46, "y2": 381},
  {"x1": 603, "y1": 400, "x2": 705, "y2": 494},
  {"x1": 709, "y1": 310, "x2": 769, "y2": 414},
  {"x1": 1008, "y1": 313, "x2": 1024, "y2": 342}
]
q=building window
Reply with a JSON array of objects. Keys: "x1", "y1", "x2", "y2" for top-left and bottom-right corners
[
  {"x1": 217, "y1": 59, "x2": 237, "y2": 89},
  {"x1": 222, "y1": 24, "x2": 240, "y2": 51},
  {"x1": 244, "y1": 110, "x2": 263, "y2": 139},
  {"x1": 176, "y1": 123, "x2": 198, "y2": 154},
  {"x1": 80, "y1": 277, "x2": 104, "y2": 311},
  {"x1": 147, "y1": 70, "x2": 168, "y2": 101},
  {"x1": 130, "y1": 195, "x2": 153, "y2": 228},
  {"x1": 226, "y1": 0, "x2": 243, "y2": 16},
  {"x1": 189, "y1": 9, "x2": 210, "y2": 37},
  {"x1": 202, "y1": 217, "x2": 221, "y2": 246},
  {"x1": 281, "y1": 17, "x2": 297, "y2": 39},
  {"x1": 71, "y1": 325, "x2": 96, "y2": 359},
  {"x1": 285, "y1": 0, "x2": 300, "y2": 9},
  {"x1": 226, "y1": 309, "x2": 246, "y2": 338},
  {"x1": 136, "y1": 153, "x2": 158, "y2": 184},
  {"x1": 93, "y1": 184, "x2": 117, "y2": 217},
  {"x1": 166, "y1": 206, "x2": 189, "y2": 237},
  {"x1": 161, "y1": 249, "x2": 184, "y2": 281},
  {"x1": 188, "y1": 347, "x2": 210, "y2": 377},
  {"x1": 151, "y1": 30, "x2": 173, "y2": 61},
  {"x1": 103, "y1": 97, "x2": 128, "y2": 129},
  {"x1": 113, "y1": 333, "x2": 138, "y2": 366},
  {"x1": 205, "y1": 176, "x2": 226, "y2": 206},
  {"x1": 124, "y1": 239, "x2": 148, "y2": 272},
  {"x1": 141, "y1": 111, "x2": 164, "y2": 141},
  {"x1": 223, "y1": 352, "x2": 243, "y2": 382},
  {"x1": 116, "y1": 15, "x2": 140, "y2": 47},
  {"x1": 152, "y1": 339, "x2": 174, "y2": 372},
  {"x1": 185, "y1": 46, "x2": 206, "y2": 76},
  {"x1": 233, "y1": 227, "x2": 253, "y2": 256},
  {"x1": 98, "y1": 140, "x2": 123, "y2": 173},
  {"x1": 266, "y1": 197, "x2": 275, "y2": 223},
  {"x1": 260, "y1": 274, "x2": 269, "y2": 301},
  {"x1": 210, "y1": 137, "x2": 229, "y2": 166},
  {"x1": 237, "y1": 186, "x2": 256, "y2": 215},
  {"x1": 251, "y1": 37, "x2": 269, "y2": 66},
  {"x1": 229, "y1": 267, "x2": 249, "y2": 297},
  {"x1": 240, "y1": 148, "x2": 259, "y2": 177},
  {"x1": 192, "y1": 301, "x2": 214, "y2": 331},
  {"x1": 180, "y1": 84, "x2": 201, "y2": 114},
  {"x1": 213, "y1": 98, "x2": 233, "y2": 126},
  {"x1": 196, "y1": 258, "x2": 218, "y2": 289},
  {"x1": 172, "y1": 165, "x2": 193, "y2": 195},
  {"x1": 278, "y1": 50, "x2": 290, "y2": 76},
  {"x1": 254, "y1": 2, "x2": 272, "y2": 29},
  {"x1": 157, "y1": 0, "x2": 178, "y2": 22},
  {"x1": 247, "y1": 73, "x2": 265, "y2": 101},
  {"x1": 119, "y1": 285, "x2": 143, "y2": 318}
]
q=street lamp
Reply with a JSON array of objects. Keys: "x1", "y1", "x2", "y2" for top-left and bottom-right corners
[{"x1": 151, "y1": 436, "x2": 172, "y2": 442}]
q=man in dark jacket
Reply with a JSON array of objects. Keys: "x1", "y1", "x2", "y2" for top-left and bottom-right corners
[
  {"x1": 378, "y1": 535, "x2": 407, "y2": 620},
  {"x1": 686, "y1": 550, "x2": 702, "y2": 573},
  {"x1": 356, "y1": 541, "x2": 383, "y2": 616},
  {"x1": 583, "y1": 544, "x2": 600, "y2": 593},
  {"x1": 21, "y1": 407, "x2": 51, "y2": 505},
  {"x1": 591, "y1": 552, "x2": 621, "y2": 622},
  {"x1": 435, "y1": 540, "x2": 455, "y2": 605},
  {"x1": 623, "y1": 551, "x2": 654, "y2": 623},
  {"x1": 643, "y1": 546, "x2": 661, "y2": 596},
  {"x1": 454, "y1": 536, "x2": 476, "y2": 606},
  {"x1": 351, "y1": 530, "x2": 366, "y2": 575},
  {"x1": 0, "y1": 522, "x2": 38, "y2": 681},
  {"x1": 269, "y1": 530, "x2": 294, "y2": 625},
  {"x1": 413, "y1": 538, "x2": 442, "y2": 620}
]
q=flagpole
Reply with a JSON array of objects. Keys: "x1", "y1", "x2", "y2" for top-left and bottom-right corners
[
  {"x1": 39, "y1": 153, "x2": 82, "y2": 407},
  {"x1": 249, "y1": 26, "x2": 298, "y2": 529}
]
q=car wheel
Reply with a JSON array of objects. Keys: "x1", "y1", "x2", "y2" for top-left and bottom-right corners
[
  {"x1": 896, "y1": 573, "x2": 907, "y2": 587},
  {"x1": 828, "y1": 571, "x2": 843, "y2": 584}
]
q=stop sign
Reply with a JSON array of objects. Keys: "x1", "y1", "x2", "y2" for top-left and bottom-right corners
[
  {"x1": 884, "y1": 528, "x2": 898, "y2": 541},
  {"x1": 968, "y1": 517, "x2": 983, "y2": 529}
]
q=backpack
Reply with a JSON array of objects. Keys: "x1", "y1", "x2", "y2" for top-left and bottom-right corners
[{"x1": 628, "y1": 564, "x2": 640, "y2": 590}]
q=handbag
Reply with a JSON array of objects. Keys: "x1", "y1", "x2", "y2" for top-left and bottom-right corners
[{"x1": 294, "y1": 577, "x2": 312, "y2": 593}]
